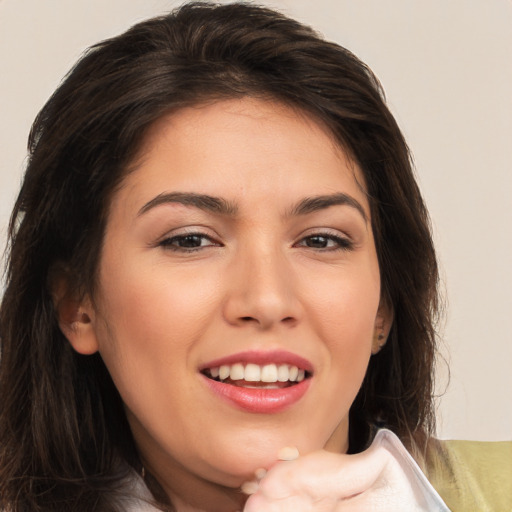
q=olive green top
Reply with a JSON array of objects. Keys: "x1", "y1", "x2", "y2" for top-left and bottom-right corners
[{"x1": 425, "y1": 438, "x2": 512, "y2": 511}]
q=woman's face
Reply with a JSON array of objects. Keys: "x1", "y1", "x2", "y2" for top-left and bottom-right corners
[{"x1": 74, "y1": 98, "x2": 388, "y2": 499}]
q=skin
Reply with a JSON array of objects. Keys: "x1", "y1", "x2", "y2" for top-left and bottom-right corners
[
  {"x1": 244, "y1": 438, "x2": 432, "y2": 511},
  {"x1": 61, "y1": 98, "x2": 391, "y2": 511}
]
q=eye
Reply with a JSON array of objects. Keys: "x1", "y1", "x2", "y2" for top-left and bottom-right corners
[
  {"x1": 159, "y1": 233, "x2": 220, "y2": 252},
  {"x1": 296, "y1": 233, "x2": 353, "y2": 251}
]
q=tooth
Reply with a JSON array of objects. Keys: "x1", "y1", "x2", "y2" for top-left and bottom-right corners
[
  {"x1": 277, "y1": 364, "x2": 289, "y2": 382},
  {"x1": 230, "y1": 363, "x2": 244, "y2": 380},
  {"x1": 245, "y1": 363, "x2": 261, "y2": 382},
  {"x1": 214, "y1": 362, "x2": 306, "y2": 384},
  {"x1": 261, "y1": 364, "x2": 278, "y2": 383},
  {"x1": 219, "y1": 365, "x2": 230, "y2": 380},
  {"x1": 244, "y1": 384, "x2": 279, "y2": 389}
]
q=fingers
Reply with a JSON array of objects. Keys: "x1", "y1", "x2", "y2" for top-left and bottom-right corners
[
  {"x1": 259, "y1": 445, "x2": 391, "y2": 500},
  {"x1": 241, "y1": 446, "x2": 300, "y2": 496},
  {"x1": 277, "y1": 446, "x2": 300, "y2": 461},
  {"x1": 242, "y1": 443, "x2": 393, "y2": 511}
]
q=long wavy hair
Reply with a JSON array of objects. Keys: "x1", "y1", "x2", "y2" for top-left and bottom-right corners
[{"x1": 0, "y1": 2, "x2": 440, "y2": 510}]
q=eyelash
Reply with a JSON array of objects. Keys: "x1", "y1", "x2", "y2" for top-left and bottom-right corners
[
  {"x1": 295, "y1": 233, "x2": 354, "y2": 252},
  {"x1": 158, "y1": 233, "x2": 220, "y2": 252},
  {"x1": 158, "y1": 231, "x2": 353, "y2": 253}
]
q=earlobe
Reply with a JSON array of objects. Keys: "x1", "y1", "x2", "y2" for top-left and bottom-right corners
[
  {"x1": 58, "y1": 301, "x2": 99, "y2": 355},
  {"x1": 51, "y1": 274, "x2": 99, "y2": 355},
  {"x1": 371, "y1": 299, "x2": 393, "y2": 355},
  {"x1": 371, "y1": 329, "x2": 387, "y2": 354}
]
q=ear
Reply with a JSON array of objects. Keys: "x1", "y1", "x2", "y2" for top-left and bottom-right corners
[
  {"x1": 51, "y1": 273, "x2": 99, "y2": 355},
  {"x1": 371, "y1": 298, "x2": 393, "y2": 355}
]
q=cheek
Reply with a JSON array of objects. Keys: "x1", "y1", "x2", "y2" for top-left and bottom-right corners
[
  {"x1": 305, "y1": 269, "x2": 380, "y2": 381},
  {"x1": 91, "y1": 257, "x2": 220, "y2": 419},
  {"x1": 96, "y1": 257, "x2": 219, "y2": 353},
  {"x1": 309, "y1": 272, "x2": 380, "y2": 337}
]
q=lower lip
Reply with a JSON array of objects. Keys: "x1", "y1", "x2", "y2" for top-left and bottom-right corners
[{"x1": 202, "y1": 375, "x2": 311, "y2": 413}]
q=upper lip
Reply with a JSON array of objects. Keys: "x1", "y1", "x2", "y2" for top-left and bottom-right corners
[{"x1": 199, "y1": 350, "x2": 314, "y2": 374}]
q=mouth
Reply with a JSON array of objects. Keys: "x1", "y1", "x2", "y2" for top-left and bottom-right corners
[
  {"x1": 201, "y1": 363, "x2": 310, "y2": 389},
  {"x1": 199, "y1": 351, "x2": 313, "y2": 413}
]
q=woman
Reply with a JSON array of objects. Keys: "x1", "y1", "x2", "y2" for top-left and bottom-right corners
[{"x1": 0, "y1": 2, "x2": 509, "y2": 511}]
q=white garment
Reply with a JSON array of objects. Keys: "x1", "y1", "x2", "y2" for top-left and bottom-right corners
[
  {"x1": 121, "y1": 472, "x2": 159, "y2": 512},
  {"x1": 370, "y1": 429, "x2": 450, "y2": 511},
  {"x1": 121, "y1": 429, "x2": 450, "y2": 511}
]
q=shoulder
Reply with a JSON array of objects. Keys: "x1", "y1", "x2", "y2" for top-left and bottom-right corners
[{"x1": 425, "y1": 438, "x2": 512, "y2": 511}]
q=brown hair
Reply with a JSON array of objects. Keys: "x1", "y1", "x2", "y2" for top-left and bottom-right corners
[{"x1": 0, "y1": 2, "x2": 440, "y2": 510}]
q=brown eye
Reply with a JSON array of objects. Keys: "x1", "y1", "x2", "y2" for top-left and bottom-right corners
[
  {"x1": 159, "y1": 233, "x2": 219, "y2": 251},
  {"x1": 174, "y1": 235, "x2": 206, "y2": 248},
  {"x1": 305, "y1": 235, "x2": 330, "y2": 248},
  {"x1": 297, "y1": 233, "x2": 353, "y2": 251}
]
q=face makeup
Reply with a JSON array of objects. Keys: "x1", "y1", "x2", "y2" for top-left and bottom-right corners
[{"x1": 76, "y1": 98, "x2": 387, "y2": 508}]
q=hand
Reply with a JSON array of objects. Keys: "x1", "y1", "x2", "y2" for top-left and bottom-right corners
[{"x1": 242, "y1": 441, "x2": 433, "y2": 511}]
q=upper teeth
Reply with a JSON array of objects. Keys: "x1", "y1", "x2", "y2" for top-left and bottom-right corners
[{"x1": 209, "y1": 363, "x2": 306, "y2": 383}]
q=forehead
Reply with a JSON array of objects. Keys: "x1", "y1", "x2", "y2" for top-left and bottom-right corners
[{"x1": 116, "y1": 98, "x2": 369, "y2": 216}]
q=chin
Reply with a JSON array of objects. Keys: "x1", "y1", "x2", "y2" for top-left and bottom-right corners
[{"x1": 202, "y1": 427, "x2": 326, "y2": 483}]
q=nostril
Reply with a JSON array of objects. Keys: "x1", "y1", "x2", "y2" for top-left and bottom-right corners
[
  {"x1": 281, "y1": 316, "x2": 298, "y2": 327},
  {"x1": 239, "y1": 315, "x2": 296, "y2": 325}
]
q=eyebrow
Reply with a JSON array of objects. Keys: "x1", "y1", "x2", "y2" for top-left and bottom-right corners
[
  {"x1": 138, "y1": 192, "x2": 238, "y2": 217},
  {"x1": 138, "y1": 191, "x2": 367, "y2": 222},
  {"x1": 288, "y1": 193, "x2": 368, "y2": 222}
]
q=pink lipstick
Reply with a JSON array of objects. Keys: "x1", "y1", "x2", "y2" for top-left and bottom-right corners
[{"x1": 199, "y1": 350, "x2": 313, "y2": 413}]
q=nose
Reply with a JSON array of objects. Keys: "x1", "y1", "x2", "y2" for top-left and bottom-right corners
[{"x1": 223, "y1": 245, "x2": 302, "y2": 330}]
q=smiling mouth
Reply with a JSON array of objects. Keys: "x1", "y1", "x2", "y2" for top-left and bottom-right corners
[{"x1": 201, "y1": 363, "x2": 311, "y2": 389}]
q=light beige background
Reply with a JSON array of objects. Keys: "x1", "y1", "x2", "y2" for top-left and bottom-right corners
[{"x1": 1, "y1": 0, "x2": 511, "y2": 441}]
